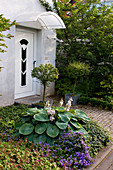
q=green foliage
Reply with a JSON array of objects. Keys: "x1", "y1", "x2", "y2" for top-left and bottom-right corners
[
  {"x1": 56, "y1": 78, "x2": 73, "y2": 96},
  {"x1": 78, "y1": 96, "x2": 113, "y2": 110},
  {"x1": 99, "y1": 74, "x2": 113, "y2": 96},
  {"x1": 66, "y1": 62, "x2": 90, "y2": 95},
  {"x1": 14, "y1": 107, "x2": 90, "y2": 145},
  {"x1": 83, "y1": 121, "x2": 111, "y2": 157},
  {"x1": 0, "y1": 139, "x2": 59, "y2": 170},
  {"x1": 31, "y1": 64, "x2": 59, "y2": 103},
  {"x1": 0, "y1": 104, "x2": 28, "y2": 138},
  {"x1": 40, "y1": 0, "x2": 113, "y2": 96},
  {"x1": 0, "y1": 14, "x2": 16, "y2": 53}
]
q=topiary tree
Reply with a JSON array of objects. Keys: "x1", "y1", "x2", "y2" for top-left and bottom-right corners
[
  {"x1": 66, "y1": 62, "x2": 90, "y2": 96},
  {"x1": 31, "y1": 64, "x2": 59, "y2": 104}
]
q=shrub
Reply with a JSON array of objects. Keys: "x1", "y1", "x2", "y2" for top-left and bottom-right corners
[
  {"x1": 14, "y1": 104, "x2": 91, "y2": 145},
  {"x1": 78, "y1": 96, "x2": 113, "y2": 110},
  {"x1": 83, "y1": 121, "x2": 111, "y2": 157}
]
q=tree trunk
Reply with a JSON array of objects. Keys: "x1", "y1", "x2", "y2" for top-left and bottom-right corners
[
  {"x1": 43, "y1": 84, "x2": 46, "y2": 105},
  {"x1": 73, "y1": 82, "x2": 76, "y2": 96}
]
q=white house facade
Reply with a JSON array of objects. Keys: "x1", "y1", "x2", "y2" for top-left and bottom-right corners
[{"x1": 0, "y1": 0, "x2": 65, "y2": 107}]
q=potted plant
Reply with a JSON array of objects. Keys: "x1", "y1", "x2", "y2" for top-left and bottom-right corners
[
  {"x1": 31, "y1": 63, "x2": 59, "y2": 108},
  {"x1": 65, "y1": 61, "x2": 90, "y2": 105}
]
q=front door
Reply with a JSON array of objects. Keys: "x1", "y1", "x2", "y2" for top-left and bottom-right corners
[{"x1": 15, "y1": 30, "x2": 35, "y2": 99}]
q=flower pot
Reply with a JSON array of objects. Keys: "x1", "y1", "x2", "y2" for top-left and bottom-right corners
[
  {"x1": 32, "y1": 101, "x2": 45, "y2": 109},
  {"x1": 65, "y1": 93, "x2": 80, "y2": 105},
  {"x1": 32, "y1": 99, "x2": 53, "y2": 109}
]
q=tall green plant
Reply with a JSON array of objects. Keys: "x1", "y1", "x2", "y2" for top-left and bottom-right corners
[
  {"x1": 31, "y1": 64, "x2": 59, "y2": 104},
  {"x1": 66, "y1": 62, "x2": 90, "y2": 96}
]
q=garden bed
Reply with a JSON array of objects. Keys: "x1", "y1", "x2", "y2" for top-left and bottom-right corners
[{"x1": 0, "y1": 103, "x2": 111, "y2": 169}]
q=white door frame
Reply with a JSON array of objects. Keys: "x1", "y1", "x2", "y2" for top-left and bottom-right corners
[{"x1": 15, "y1": 27, "x2": 40, "y2": 99}]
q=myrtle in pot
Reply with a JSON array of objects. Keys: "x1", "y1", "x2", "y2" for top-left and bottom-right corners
[
  {"x1": 65, "y1": 61, "x2": 90, "y2": 105},
  {"x1": 31, "y1": 63, "x2": 59, "y2": 106}
]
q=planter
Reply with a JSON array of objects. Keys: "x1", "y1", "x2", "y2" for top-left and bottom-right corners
[
  {"x1": 32, "y1": 99, "x2": 53, "y2": 109},
  {"x1": 32, "y1": 101, "x2": 44, "y2": 109},
  {"x1": 65, "y1": 93, "x2": 80, "y2": 105}
]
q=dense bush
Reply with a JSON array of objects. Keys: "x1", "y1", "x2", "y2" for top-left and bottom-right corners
[
  {"x1": 83, "y1": 121, "x2": 111, "y2": 157},
  {"x1": 78, "y1": 96, "x2": 113, "y2": 110}
]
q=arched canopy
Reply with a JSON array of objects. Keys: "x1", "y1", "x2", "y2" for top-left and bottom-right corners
[{"x1": 15, "y1": 11, "x2": 65, "y2": 29}]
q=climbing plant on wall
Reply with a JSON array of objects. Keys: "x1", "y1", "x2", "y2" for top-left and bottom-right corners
[{"x1": 0, "y1": 14, "x2": 15, "y2": 71}]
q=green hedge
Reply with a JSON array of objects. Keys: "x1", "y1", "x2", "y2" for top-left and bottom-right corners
[{"x1": 78, "y1": 96, "x2": 113, "y2": 110}]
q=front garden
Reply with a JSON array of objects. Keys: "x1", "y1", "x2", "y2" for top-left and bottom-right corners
[{"x1": 0, "y1": 101, "x2": 111, "y2": 169}]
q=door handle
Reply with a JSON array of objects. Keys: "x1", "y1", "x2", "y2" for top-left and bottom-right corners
[{"x1": 33, "y1": 61, "x2": 36, "y2": 68}]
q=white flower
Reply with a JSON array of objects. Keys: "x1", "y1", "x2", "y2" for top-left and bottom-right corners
[
  {"x1": 65, "y1": 97, "x2": 73, "y2": 111},
  {"x1": 50, "y1": 116, "x2": 55, "y2": 121},
  {"x1": 45, "y1": 100, "x2": 51, "y2": 108},
  {"x1": 47, "y1": 108, "x2": 52, "y2": 115},
  {"x1": 59, "y1": 98, "x2": 64, "y2": 107},
  {"x1": 47, "y1": 108, "x2": 55, "y2": 115},
  {"x1": 50, "y1": 109, "x2": 55, "y2": 115}
]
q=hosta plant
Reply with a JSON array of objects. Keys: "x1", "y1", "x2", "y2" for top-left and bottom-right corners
[{"x1": 14, "y1": 99, "x2": 90, "y2": 145}]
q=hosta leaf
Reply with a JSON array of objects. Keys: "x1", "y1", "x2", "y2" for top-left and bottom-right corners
[
  {"x1": 27, "y1": 108, "x2": 39, "y2": 115},
  {"x1": 19, "y1": 123, "x2": 34, "y2": 135},
  {"x1": 33, "y1": 134, "x2": 39, "y2": 144},
  {"x1": 33, "y1": 134, "x2": 47, "y2": 144},
  {"x1": 34, "y1": 113, "x2": 49, "y2": 122},
  {"x1": 70, "y1": 120, "x2": 81, "y2": 129},
  {"x1": 38, "y1": 134, "x2": 47, "y2": 143},
  {"x1": 54, "y1": 107, "x2": 65, "y2": 112},
  {"x1": 47, "y1": 137, "x2": 56, "y2": 146},
  {"x1": 22, "y1": 117, "x2": 31, "y2": 123},
  {"x1": 13, "y1": 132, "x2": 20, "y2": 139},
  {"x1": 15, "y1": 123, "x2": 23, "y2": 130},
  {"x1": 71, "y1": 117, "x2": 77, "y2": 121},
  {"x1": 75, "y1": 109, "x2": 90, "y2": 122},
  {"x1": 75, "y1": 126, "x2": 89, "y2": 137},
  {"x1": 35, "y1": 123, "x2": 47, "y2": 134},
  {"x1": 56, "y1": 121, "x2": 68, "y2": 130},
  {"x1": 58, "y1": 113, "x2": 70, "y2": 122},
  {"x1": 46, "y1": 124, "x2": 59, "y2": 138},
  {"x1": 26, "y1": 133, "x2": 34, "y2": 143}
]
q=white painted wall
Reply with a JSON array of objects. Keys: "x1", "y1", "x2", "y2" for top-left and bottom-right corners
[
  {"x1": 0, "y1": 26, "x2": 15, "y2": 106},
  {"x1": 0, "y1": 0, "x2": 46, "y2": 20}
]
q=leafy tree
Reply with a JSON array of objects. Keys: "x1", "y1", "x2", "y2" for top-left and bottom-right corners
[
  {"x1": 39, "y1": 0, "x2": 113, "y2": 96},
  {"x1": 31, "y1": 64, "x2": 59, "y2": 104},
  {"x1": 0, "y1": 14, "x2": 15, "y2": 72}
]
